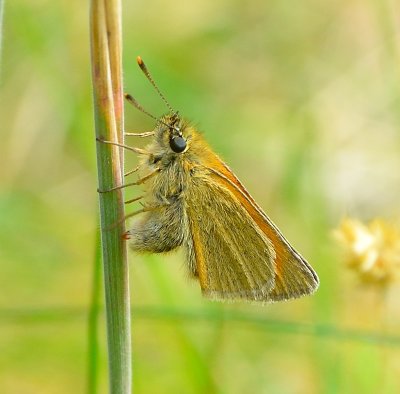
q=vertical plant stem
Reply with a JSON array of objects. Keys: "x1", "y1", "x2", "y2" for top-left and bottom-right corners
[
  {"x1": 87, "y1": 229, "x2": 102, "y2": 394},
  {"x1": 89, "y1": 0, "x2": 132, "y2": 393}
]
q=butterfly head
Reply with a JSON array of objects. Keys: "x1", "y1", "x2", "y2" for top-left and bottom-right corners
[{"x1": 156, "y1": 112, "x2": 191, "y2": 154}]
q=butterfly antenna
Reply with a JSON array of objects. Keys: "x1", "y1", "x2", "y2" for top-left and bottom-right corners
[
  {"x1": 137, "y1": 56, "x2": 176, "y2": 114},
  {"x1": 124, "y1": 93, "x2": 180, "y2": 132},
  {"x1": 124, "y1": 93, "x2": 159, "y2": 122}
]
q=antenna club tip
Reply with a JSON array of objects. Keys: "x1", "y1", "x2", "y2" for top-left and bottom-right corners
[
  {"x1": 124, "y1": 93, "x2": 133, "y2": 100},
  {"x1": 136, "y1": 56, "x2": 143, "y2": 65}
]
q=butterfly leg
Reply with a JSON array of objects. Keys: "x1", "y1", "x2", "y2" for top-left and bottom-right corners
[
  {"x1": 96, "y1": 136, "x2": 150, "y2": 155},
  {"x1": 97, "y1": 168, "x2": 160, "y2": 193},
  {"x1": 125, "y1": 131, "x2": 155, "y2": 138},
  {"x1": 124, "y1": 165, "x2": 140, "y2": 177}
]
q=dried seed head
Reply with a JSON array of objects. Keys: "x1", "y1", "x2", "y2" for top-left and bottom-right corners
[{"x1": 334, "y1": 218, "x2": 400, "y2": 285}]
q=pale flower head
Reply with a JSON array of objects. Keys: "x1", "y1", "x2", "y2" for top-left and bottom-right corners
[{"x1": 334, "y1": 218, "x2": 400, "y2": 285}]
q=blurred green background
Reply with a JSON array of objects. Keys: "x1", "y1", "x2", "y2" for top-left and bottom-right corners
[{"x1": 1, "y1": 0, "x2": 400, "y2": 393}]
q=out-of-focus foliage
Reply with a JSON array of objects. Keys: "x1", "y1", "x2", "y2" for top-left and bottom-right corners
[{"x1": 1, "y1": 1, "x2": 400, "y2": 393}]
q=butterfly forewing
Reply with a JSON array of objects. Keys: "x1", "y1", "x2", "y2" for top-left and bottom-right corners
[
  {"x1": 185, "y1": 172, "x2": 277, "y2": 300},
  {"x1": 200, "y1": 157, "x2": 319, "y2": 301}
]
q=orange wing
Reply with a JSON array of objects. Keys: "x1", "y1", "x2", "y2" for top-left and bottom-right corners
[
  {"x1": 185, "y1": 174, "x2": 277, "y2": 300},
  {"x1": 190, "y1": 151, "x2": 319, "y2": 301}
]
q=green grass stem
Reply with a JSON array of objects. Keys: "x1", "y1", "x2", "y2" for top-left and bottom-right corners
[
  {"x1": 87, "y1": 230, "x2": 102, "y2": 394},
  {"x1": 89, "y1": 0, "x2": 131, "y2": 393}
]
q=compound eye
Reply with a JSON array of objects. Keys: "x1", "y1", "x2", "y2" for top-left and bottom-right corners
[{"x1": 170, "y1": 136, "x2": 186, "y2": 153}]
